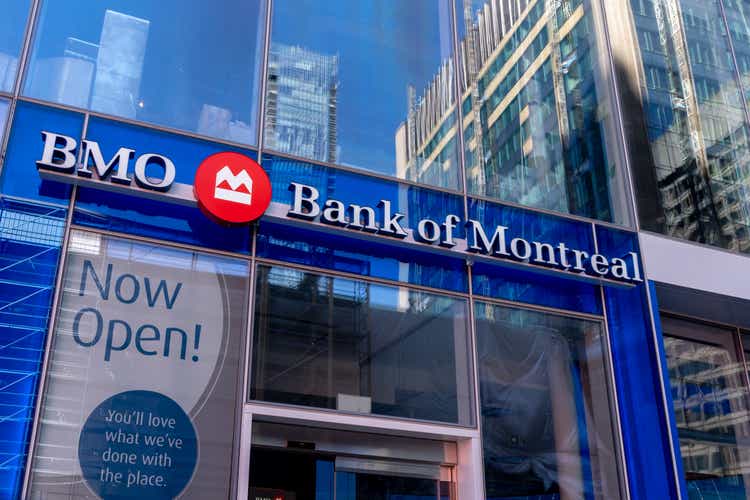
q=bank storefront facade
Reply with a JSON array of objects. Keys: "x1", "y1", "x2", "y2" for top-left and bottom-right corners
[{"x1": 3, "y1": 0, "x2": 750, "y2": 499}]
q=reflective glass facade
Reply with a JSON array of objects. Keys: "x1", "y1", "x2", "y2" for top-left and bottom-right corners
[
  {"x1": 0, "y1": 0, "x2": 31, "y2": 92},
  {"x1": 266, "y1": 0, "x2": 462, "y2": 190},
  {"x1": 627, "y1": 0, "x2": 750, "y2": 253},
  {"x1": 25, "y1": 0, "x2": 265, "y2": 144},
  {"x1": 458, "y1": 0, "x2": 632, "y2": 224},
  {"x1": 2, "y1": 1, "x2": 750, "y2": 500}
]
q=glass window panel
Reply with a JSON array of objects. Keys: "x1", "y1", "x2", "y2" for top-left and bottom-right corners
[
  {"x1": 265, "y1": 1, "x2": 461, "y2": 191},
  {"x1": 458, "y1": 0, "x2": 632, "y2": 224},
  {"x1": 250, "y1": 264, "x2": 474, "y2": 426},
  {"x1": 28, "y1": 230, "x2": 250, "y2": 499},
  {"x1": 663, "y1": 317, "x2": 750, "y2": 499},
  {"x1": 475, "y1": 302, "x2": 623, "y2": 499},
  {"x1": 630, "y1": 0, "x2": 750, "y2": 253},
  {"x1": 0, "y1": 198, "x2": 65, "y2": 499},
  {"x1": 24, "y1": 0, "x2": 264, "y2": 144},
  {"x1": 0, "y1": 0, "x2": 31, "y2": 92},
  {"x1": 337, "y1": 471, "x2": 438, "y2": 499}
]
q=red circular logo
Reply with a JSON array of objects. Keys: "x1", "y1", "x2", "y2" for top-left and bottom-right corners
[{"x1": 194, "y1": 152, "x2": 272, "y2": 224}]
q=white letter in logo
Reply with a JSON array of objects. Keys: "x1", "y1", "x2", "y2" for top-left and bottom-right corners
[
  {"x1": 288, "y1": 183, "x2": 321, "y2": 219},
  {"x1": 37, "y1": 131, "x2": 78, "y2": 173},
  {"x1": 78, "y1": 140, "x2": 134, "y2": 184},
  {"x1": 133, "y1": 154, "x2": 176, "y2": 192},
  {"x1": 213, "y1": 166, "x2": 253, "y2": 205}
]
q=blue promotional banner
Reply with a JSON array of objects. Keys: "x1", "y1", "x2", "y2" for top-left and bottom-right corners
[
  {"x1": 79, "y1": 391, "x2": 198, "y2": 497},
  {"x1": 27, "y1": 230, "x2": 250, "y2": 499}
]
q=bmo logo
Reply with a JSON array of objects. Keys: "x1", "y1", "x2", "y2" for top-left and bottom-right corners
[{"x1": 194, "y1": 152, "x2": 272, "y2": 224}]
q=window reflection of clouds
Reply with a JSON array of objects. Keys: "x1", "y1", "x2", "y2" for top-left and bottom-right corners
[{"x1": 24, "y1": 0, "x2": 264, "y2": 144}]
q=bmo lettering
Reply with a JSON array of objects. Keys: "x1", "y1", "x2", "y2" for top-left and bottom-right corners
[
  {"x1": 72, "y1": 260, "x2": 202, "y2": 363},
  {"x1": 36, "y1": 131, "x2": 176, "y2": 191}
]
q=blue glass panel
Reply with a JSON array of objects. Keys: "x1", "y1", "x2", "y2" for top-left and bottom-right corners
[
  {"x1": 472, "y1": 262, "x2": 602, "y2": 315},
  {"x1": 468, "y1": 197, "x2": 596, "y2": 256},
  {"x1": 0, "y1": 0, "x2": 31, "y2": 92},
  {"x1": 0, "y1": 198, "x2": 65, "y2": 499},
  {"x1": 25, "y1": 0, "x2": 264, "y2": 144},
  {"x1": 0, "y1": 101, "x2": 80, "y2": 205},
  {"x1": 475, "y1": 302, "x2": 622, "y2": 499},
  {"x1": 74, "y1": 189, "x2": 251, "y2": 253},
  {"x1": 336, "y1": 472, "x2": 356, "y2": 500},
  {"x1": 267, "y1": 0, "x2": 460, "y2": 190},
  {"x1": 257, "y1": 221, "x2": 468, "y2": 293},
  {"x1": 251, "y1": 264, "x2": 474, "y2": 425},
  {"x1": 263, "y1": 153, "x2": 465, "y2": 226},
  {"x1": 73, "y1": 117, "x2": 255, "y2": 252},
  {"x1": 598, "y1": 226, "x2": 680, "y2": 500}
]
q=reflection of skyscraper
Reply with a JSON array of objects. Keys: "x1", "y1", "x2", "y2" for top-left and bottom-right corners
[
  {"x1": 394, "y1": 60, "x2": 457, "y2": 187},
  {"x1": 90, "y1": 10, "x2": 149, "y2": 119},
  {"x1": 264, "y1": 44, "x2": 339, "y2": 163},
  {"x1": 630, "y1": 0, "x2": 750, "y2": 252},
  {"x1": 399, "y1": 0, "x2": 615, "y2": 222},
  {"x1": 27, "y1": 9, "x2": 149, "y2": 118},
  {"x1": 394, "y1": 0, "x2": 532, "y2": 189}
]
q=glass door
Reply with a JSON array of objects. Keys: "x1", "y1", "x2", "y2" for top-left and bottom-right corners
[
  {"x1": 248, "y1": 447, "x2": 453, "y2": 500},
  {"x1": 248, "y1": 423, "x2": 456, "y2": 500}
]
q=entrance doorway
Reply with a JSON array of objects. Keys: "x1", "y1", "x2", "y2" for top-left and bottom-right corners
[{"x1": 247, "y1": 422, "x2": 455, "y2": 500}]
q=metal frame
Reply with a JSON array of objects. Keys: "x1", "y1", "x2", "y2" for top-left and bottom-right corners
[{"x1": 19, "y1": 105, "x2": 87, "y2": 498}]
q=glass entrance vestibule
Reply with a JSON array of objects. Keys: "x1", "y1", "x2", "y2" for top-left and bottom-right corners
[{"x1": 247, "y1": 423, "x2": 454, "y2": 500}]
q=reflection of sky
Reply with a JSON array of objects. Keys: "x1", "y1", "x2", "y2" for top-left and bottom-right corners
[
  {"x1": 0, "y1": 0, "x2": 30, "y2": 54},
  {"x1": 27, "y1": 0, "x2": 264, "y2": 136},
  {"x1": 272, "y1": 0, "x2": 453, "y2": 173},
  {"x1": 0, "y1": 99, "x2": 8, "y2": 133},
  {"x1": 456, "y1": 0, "x2": 491, "y2": 38}
]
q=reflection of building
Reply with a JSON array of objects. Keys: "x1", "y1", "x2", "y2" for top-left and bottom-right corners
[
  {"x1": 630, "y1": 0, "x2": 750, "y2": 252},
  {"x1": 27, "y1": 9, "x2": 149, "y2": 119},
  {"x1": 394, "y1": 0, "x2": 536, "y2": 190},
  {"x1": 89, "y1": 10, "x2": 149, "y2": 119},
  {"x1": 664, "y1": 336, "x2": 750, "y2": 480},
  {"x1": 264, "y1": 43, "x2": 339, "y2": 163},
  {"x1": 462, "y1": 0, "x2": 613, "y2": 220},
  {"x1": 395, "y1": 60, "x2": 458, "y2": 188},
  {"x1": 397, "y1": 0, "x2": 614, "y2": 221}
]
